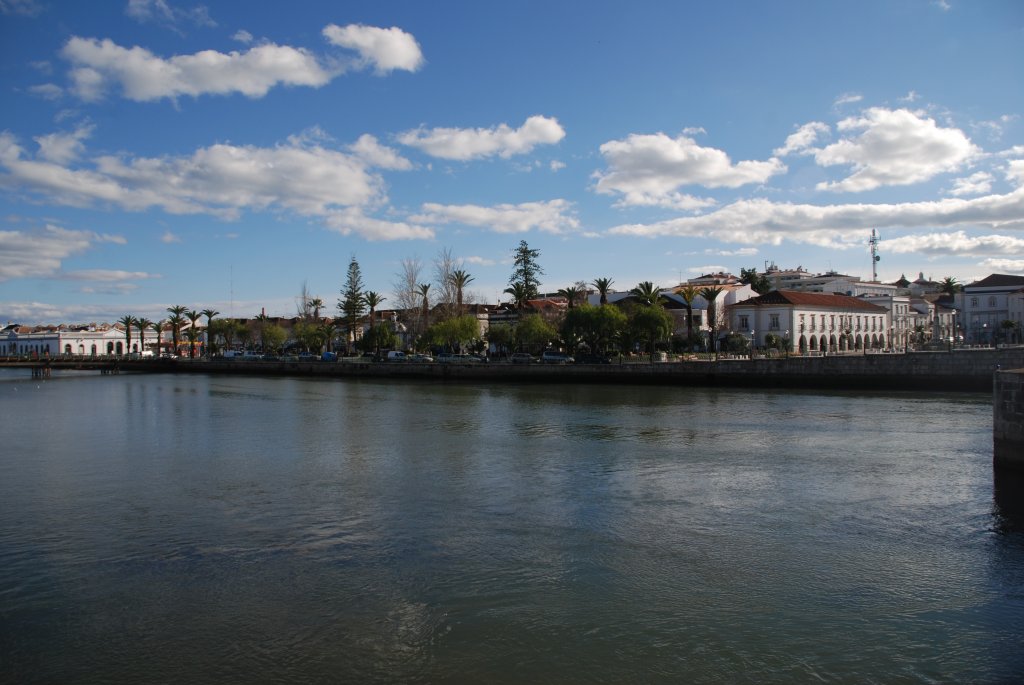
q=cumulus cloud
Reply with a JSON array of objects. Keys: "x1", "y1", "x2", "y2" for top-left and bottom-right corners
[
  {"x1": 322, "y1": 23, "x2": 424, "y2": 74},
  {"x1": 815, "y1": 107, "x2": 979, "y2": 192},
  {"x1": 322, "y1": 208, "x2": 433, "y2": 241},
  {"x1": 232, "y1": 29, "x2": 253, "y2": 44},
  {"x1": 398, "y1": 115, "x2": 566, "y2": 161},
  {"x1": 0, "y1": 225, "x2": 123, "y2": 281},
  {"x1": 883, "y1": 231, "x2": 1024, "y2": 256},
  {"x1": 592, "y1": 131, "x2": 785, "y2": 207},
  {"x1": 607, "y1": 186, "x2": 1024, "y2": 248},
  {"x1": 982, "y1": 258, "x2": 1024, "y2": 273},
  {"x1": 34, "y1": 125, "x2": 93, "y2": 164},
  {"x1": 410, "y1": 199, "x2": 579, "y2": 234},
  {"x1": 62, "y1": 37, "x2": 334, "y2": 101},
  {"x1": 59, "y1": 23, "x2": 422, "y2": 103},
  {"x1": 774, "y1": 122, "x2": 830, "y2": 157},
  {"x1": 160, "y1": 231, "x2": 181, "y2": 243},
  {"x1": 0, "y1": 129, "x2": 396, "y2": 219},
  {"x1": 349, "y1": 134, "x2": 412, "y2": 170}
]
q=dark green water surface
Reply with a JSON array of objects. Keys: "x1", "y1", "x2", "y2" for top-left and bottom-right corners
[{"x1": 1, "y1": 370, "x2": 1022, "y2": 683}]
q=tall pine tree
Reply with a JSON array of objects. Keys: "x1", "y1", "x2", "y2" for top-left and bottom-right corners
[
  {"x1": 509, "y1": 240, "x2": 543, "y2": 300},
  {"x1": 338, "y1": 255, "x2": 366, "y2": 353}
]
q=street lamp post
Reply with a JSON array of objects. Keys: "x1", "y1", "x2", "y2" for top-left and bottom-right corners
[
  {"x1": 750, "y1": 329, "x2": 755, "y2": 359},
  {"x1": 784, "y1": 329, "x2": 789, "y2": 358}
]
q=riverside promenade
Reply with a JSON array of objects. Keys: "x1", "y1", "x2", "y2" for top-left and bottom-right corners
[{"x1": 10, "y1": 346, "x2": 1022, "y2": 393}]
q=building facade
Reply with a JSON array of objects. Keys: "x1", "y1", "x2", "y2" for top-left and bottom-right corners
[{"x1": 728, "y1": 290, "x2": 892, "y2": 353}]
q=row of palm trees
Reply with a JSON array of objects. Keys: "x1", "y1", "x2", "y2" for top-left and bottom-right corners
[{"x1": 117, "y1": 306, "x2": 219, "y2": 358}]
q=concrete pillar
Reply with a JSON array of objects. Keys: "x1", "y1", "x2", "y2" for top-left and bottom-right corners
[{"x1": 994, "y1": 369, "x2": 1024, "y2": 471}]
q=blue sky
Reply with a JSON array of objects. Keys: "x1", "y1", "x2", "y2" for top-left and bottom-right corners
[{"x1": 1, "y1": 0, "x2": 1023, "y2": 324}]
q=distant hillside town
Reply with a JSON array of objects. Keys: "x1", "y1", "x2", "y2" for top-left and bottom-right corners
[{"x1": 5, "y1": 260, "x2": 1024, "y2": 360}]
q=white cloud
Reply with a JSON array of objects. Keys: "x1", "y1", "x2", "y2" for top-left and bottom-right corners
[
  {"x1": 232, "y1": 29, "x2": 253, "y2": 44},
  {"x1": 1008, "y1": 160, "x2": 1024, "y2": 186},
  {"x1": 883, "y1": 231, "x2": 1024, "y2": 256},
  {"x1": 550, "y1": 160, "x2": 566, "y2": 172},
  {"x1": 815, "y1": 107, "x2": 979, "y2": 192},
  {"x1": 0, "y1": 225, "x2": 121, "y2": 281},
  {"x1": 322, "y1": 208, "x2": 433, "y2": 241},
  {"x1": 322, "y1": 23, "x2": 424, "y2": 74},
  {"x1": 607, "y1": 186, "x2": 1024, "y2": 248},
  {"x1": 398, "y1": 115, "x2": 566, "y2": 161},
  {"x1": 33, "y1": 125, "x2": 93, "y2": 164},
  {"x1": 464, "y1": 255, "x2": 497, "y2": 266},
  {"x1": 410, "y1": 199, "x2": 579, "y2": 234},
  {"x1": 592, "y1": 131, "x2": 785, "y2": 207},
  {"x1": 349, "y1": 134, "x2": 412, "y2": 170},
  {"x1": 774, "y1": 121, "x2": 830, "y2": 157},
  {"x1": 0, "y1": 130, "x2": 394, "y2": 219},
  {"x1": 62, "y1": 37, "x2": 334, "y2": 101},
  {"x1": 948, "y1": 171, "x2": 993, "y2": 197},
  {"x1": 833, "y1": 93, "x2": 863, "y2": 108},
  {"x1": 160, "y1": 231, "x2": 181, "y2": 243},
  {"x1": 981, "y1": 258, "x2": 1024, "y2": 273}
]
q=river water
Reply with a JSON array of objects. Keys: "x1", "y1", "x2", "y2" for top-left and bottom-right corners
[{"x1": 1, "y1": 369, "x2": 1022, "y2": 684}]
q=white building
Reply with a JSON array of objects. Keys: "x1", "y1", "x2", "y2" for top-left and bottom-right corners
[
  {"x1": 1, "y1": 323, "x2": 133, "y2": 357},
  {"x1": 728, "y1": 290, "x2": 892, "y2": 353}
]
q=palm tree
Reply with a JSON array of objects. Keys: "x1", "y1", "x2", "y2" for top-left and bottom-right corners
[
  {"x1": 630, "y1": 281, "x2": 664, "y2": 307},
  {"x1": 185, "y1": 310, "x2": 202, "y2": 359},
  {"x1": 117, "y1": 314, "x2": 136, "y2": 356},
  {"x1": 676, "y1": 284, "x2": 700, "y2": 344},
  {"x1": 556, "y1": 284, "x2": 585, "y2": 309},
  {"x1": 416, "y1": 283, "x2": 431, "y2": 329},
  {"x1": 151, "y1": 319, "x2": 165, "y2": 356},
  {"x1": 166, "y1": 305, "x2": 187, "y2": 356},
  {"x1": 201, "y1": 308, "x2": 219, "y2": 356},
  {"x1": 592, "y1": 277, "x2": 614, "y2": 305},
  {"x1": 699, "y1": 286, "x2": 724, "y2": 353},
  {"x1": 308, "y1": 297, "x2": 324, "y2": 321},
  {"x1": 504, "y1": 282, "x2": 530, "y2": 311},
  {"x1": 363, "y1": 291, "x2": 385, "y2": 328},
  {"x1": 940, "y1": 276, "x2": 960, "y2": 297},
  {"x1": 136, "y1": 317, "x2": 153, "y2": 357},
  {"x1": 318, "y1": 320, "x2": 337, "y2": 354},
  {"x1": 449, "y1": 269, "x2": 474, "y2": 314}
]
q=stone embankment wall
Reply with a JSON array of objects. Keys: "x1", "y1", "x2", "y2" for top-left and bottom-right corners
[
  {"x1": 995, "y1": 369, "x2": 1024, "y2": 471},
  {"x1": 148, "y1": 347, "x2": 1024, "y2": 393}
]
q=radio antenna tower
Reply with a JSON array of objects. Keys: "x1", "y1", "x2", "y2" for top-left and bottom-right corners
[{"x1": 869, "y1": 229, "x2": 881, "y2": 281}]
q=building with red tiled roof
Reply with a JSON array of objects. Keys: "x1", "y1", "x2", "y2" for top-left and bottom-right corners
[{"x1": 728, "y1": 290, "x2": 892, "y2": 354}]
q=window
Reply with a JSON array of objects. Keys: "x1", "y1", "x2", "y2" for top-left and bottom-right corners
[
  {"x1": 989, "y1": 296, "x2": 997, "y2": 307},
  {"x1": 971, "y1": 297, "x2": 978, "y2": 307},
  {"x1": 739, "y1": 315, "x2": 749, "y2": 330},
  {"x1": 770, "y1": 314, "x2": 780, "y2": 330}
]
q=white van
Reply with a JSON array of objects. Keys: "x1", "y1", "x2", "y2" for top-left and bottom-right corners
[{"x1": 386, "y1": 350, "x2": 406, "y2": 362}]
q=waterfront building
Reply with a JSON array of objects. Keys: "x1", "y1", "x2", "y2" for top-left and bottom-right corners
[
  {"x1": 2, "y1": 322, "x2": 132, "y2": 357},
  {"x1": 728, "y1": 290, "x2": 892, "y2": 353},
  {"x1": 961, "y1": 274, "x2": 1024, "y2": 344}
]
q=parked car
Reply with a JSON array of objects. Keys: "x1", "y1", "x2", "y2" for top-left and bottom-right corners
[
  {"x1": 575, "y1": 354, "x2": 612, "y2": 364},
  {"x1": 321, "y1": 351, "x2": 337, "y2": 361},
  {"x1": 386, "y1": 350, "x2": 407, "y2": 362},
  {"x1": 541, "y1": 350, "x2": 574, "y2": 364},
  {"x1": 511, "y1": 352, "x2": 534, "y2": 364},
  {"x1": 409, "y1": 353, "x2": 433, "y2": 362}
]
